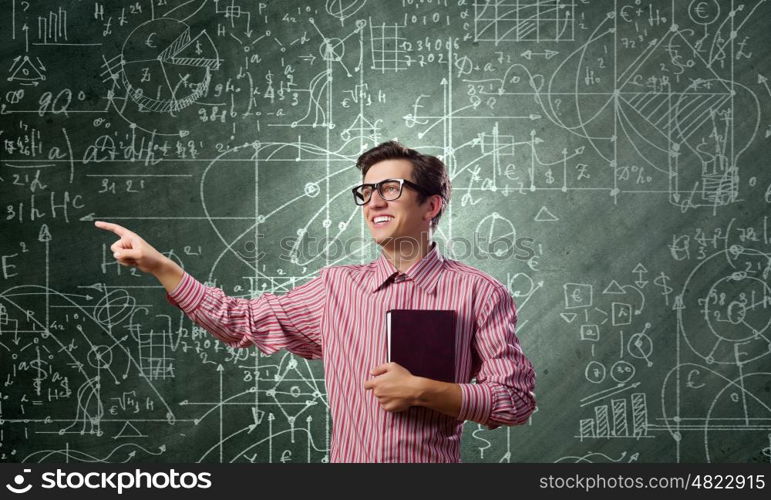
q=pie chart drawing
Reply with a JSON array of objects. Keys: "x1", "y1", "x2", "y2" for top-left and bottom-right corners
[{"x1": 120, "y1": 18, "x2": 221, "y2": 114}]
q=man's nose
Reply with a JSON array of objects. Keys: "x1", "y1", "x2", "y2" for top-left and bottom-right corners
[{"x1": 367, "y1": 189, "x2": 388, "y2": 207}]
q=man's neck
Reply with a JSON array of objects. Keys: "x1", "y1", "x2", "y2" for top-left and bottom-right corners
[{"x1": 380, "y1": 233, "x2": 433, "y2": 274}]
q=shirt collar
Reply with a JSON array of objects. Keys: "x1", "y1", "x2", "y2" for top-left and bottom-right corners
[{"x1": 369, "y1": 241, "x2": 445, "y2": 295}]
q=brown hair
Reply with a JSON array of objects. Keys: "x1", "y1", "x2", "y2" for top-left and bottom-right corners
[{"x1": 355, "y1": 141, "x2": 451, "y2": 230}]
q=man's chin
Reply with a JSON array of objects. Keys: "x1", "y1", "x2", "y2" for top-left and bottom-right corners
[
  {"x1": 371, "y1": 232, "x2": 396, "y2": 247},
  {"x1": 373, "y1": 235, "x2": 391, "y2": 246}
]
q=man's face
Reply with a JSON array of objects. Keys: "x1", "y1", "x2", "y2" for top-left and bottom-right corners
[{"x1": 362, "y1": 159, "x2": 432, "y2": 249}]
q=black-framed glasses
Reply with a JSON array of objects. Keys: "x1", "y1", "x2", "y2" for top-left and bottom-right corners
[{"x1": 352, "y1": 178, "x2": 432, "y2": 205}]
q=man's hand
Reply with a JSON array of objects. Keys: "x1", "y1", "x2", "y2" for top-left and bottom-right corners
[
  {"x1": 94, "y1": 221, "x2": 183, "y2": 292},
  {"x1": 363, "y1": 362, "x2": 422, "y2": 412},
  {"x1": 94, "y1": 221, "x2": 167, "y2": 274}
]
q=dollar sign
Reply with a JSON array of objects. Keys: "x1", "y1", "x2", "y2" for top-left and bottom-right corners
[
  {"x1": 472, "y1": 426, "x2": 492, "y2": 459},
  {"x1": 654, "y1": 272, "x2": 673, "y2": 296},
  {"x1": 653, "y1": 272, "x2": 672, "y2": 306}
]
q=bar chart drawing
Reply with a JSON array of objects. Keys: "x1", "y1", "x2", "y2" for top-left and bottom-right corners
[{"x1": 578, "y1": 393, "x2": 649, "y2": 441}]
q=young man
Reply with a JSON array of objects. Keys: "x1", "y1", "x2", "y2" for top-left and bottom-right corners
[{"x1": 94, "y1": 140, "x2": 536, "y2": 463}]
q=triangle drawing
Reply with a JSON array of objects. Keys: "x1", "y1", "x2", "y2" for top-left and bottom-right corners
[
  {"x1": 8, "y1": 56, "x2": 46, "y2": 83},
  {"x1": 114, "y1": 421, "x2": 146, "y2": 439},
  {"x1": 534, "y1": 206, "x2": 558, "y2": 222},
  {"x1": 171, "y1": 30, "x2": 221, "y2": 69},
  {"x1": 602, "y1": 280, "x2": 626, "y2": 295}
]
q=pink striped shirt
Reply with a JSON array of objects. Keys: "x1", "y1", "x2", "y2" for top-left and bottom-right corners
[{"x1": 165, "y1": 241, "x2": 536, "y2": 462}]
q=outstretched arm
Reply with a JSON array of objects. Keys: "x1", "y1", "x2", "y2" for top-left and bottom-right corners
[
  {"x1": 96, "y1": 220, "x2": 325, "y2": 359},
  {"x1": 165, "y1": 268, "x2": 326, "y2": 359}
]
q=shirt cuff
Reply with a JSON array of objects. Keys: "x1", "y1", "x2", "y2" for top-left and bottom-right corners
[
  {"x1": 457, "y1": 383, "x2": 493, "y2": 425},
  {"x1": 165, "y1": 271, "x2": 206, "y2": 314}
]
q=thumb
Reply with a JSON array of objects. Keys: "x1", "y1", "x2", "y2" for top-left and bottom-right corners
[
  {"x1": 370, "y1": 363, "x2": 389, "y2": 376},
  {"x1": 115, "y1": 248, "x2": 139, "y2": 260}
]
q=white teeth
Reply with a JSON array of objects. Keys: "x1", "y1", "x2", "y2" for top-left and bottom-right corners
[{"x1": 373, "y1": 216, "x2": 393, "y2": 224}]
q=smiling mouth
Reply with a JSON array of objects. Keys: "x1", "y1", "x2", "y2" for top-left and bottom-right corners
[{"x1": 372, "y1": 216, "x2": 394, "y2": 227}]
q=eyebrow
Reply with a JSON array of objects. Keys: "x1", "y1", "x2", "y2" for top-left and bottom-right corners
[{"x1": 363, "y1": 178, "x2": 410, "y2": 184}]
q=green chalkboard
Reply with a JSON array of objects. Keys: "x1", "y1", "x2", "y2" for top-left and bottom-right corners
[{"x1": 2, "y1": 0, "x2": 770, "y2": 463}]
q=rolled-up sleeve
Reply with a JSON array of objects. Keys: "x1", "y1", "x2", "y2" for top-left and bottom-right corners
[
  {"x1": 457, "y1": 285, "x2": 536, "y2": 430},
  {"x1": 165, "y1": 270, "x2": 325, "y2": 359}
]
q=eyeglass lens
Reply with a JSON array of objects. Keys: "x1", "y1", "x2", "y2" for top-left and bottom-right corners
[{"x1": 356, "y1": 180, "x2": 402, "y2": 204}]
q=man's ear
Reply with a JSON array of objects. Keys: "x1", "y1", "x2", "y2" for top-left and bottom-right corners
[{"x1": 424, "y1": 195, "x2": 442, "y2": 222}]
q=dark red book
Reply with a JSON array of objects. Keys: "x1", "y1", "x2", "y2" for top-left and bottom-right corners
[{"x1": 386, "y1": 309, "x2": 456, "y2": 383}]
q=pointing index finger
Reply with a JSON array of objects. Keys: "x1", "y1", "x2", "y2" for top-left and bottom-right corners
[{"x1": 94, "y1": 220, "x2": 129, "y2": 237}]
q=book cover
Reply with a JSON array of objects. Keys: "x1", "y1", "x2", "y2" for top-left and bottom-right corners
[{"x1": 386, "y1": 309, "x2": 456, "y2": 383}]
